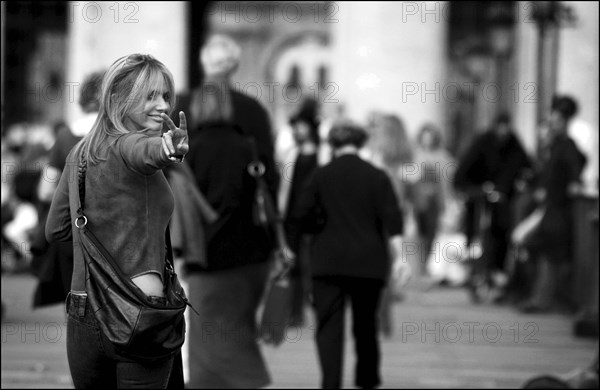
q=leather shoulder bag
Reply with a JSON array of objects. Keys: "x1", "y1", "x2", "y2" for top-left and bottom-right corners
[{"x1": 74, "y1": 157, "x2": 196, "y2": 360}]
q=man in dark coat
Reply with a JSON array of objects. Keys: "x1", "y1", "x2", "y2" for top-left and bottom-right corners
[{"x1": 454, "y1": 112, "x2": 532, "y2": 278}]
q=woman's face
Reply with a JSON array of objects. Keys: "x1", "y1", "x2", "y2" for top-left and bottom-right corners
[
  {"x1": 126, "y1": 78, "x2": 171, "y2": 135},
  {"x1": 292, "y1": 120, "x2": 311, "y2": 144},
  {"x1": 538, "y1": 122, "x2": 552, "y2": 147},
  {"x1": 420, "y1": 130, "x2": 435, "y2": 149},
  {"x1": 548, "y1": 110, "x2": 567, "y2": 136}
]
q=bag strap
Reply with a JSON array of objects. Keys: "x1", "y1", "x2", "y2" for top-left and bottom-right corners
[
  {"x1": 76, "y1": 156, "x2": 87, "y2": 221},
  {"x1": 245, "y1": 137, "x2": 294, "y2": 275},
  {"x1": 164, "y1": 225, "x2": 175, "y2": 271},
  {"x1": 246, "y1": 139, "x2": 283, "y2": 236}
]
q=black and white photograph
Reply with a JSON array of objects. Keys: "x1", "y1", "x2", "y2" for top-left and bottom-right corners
[{"x1": 1, "y1": 1, "x2": 598, "y2": 388}]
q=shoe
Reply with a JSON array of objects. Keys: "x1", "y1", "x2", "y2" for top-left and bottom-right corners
[
  {"x1": 493, "y1": 293, "x2": 509, "y2": 305},
  {"x1": 491, "y1": 271, "x2": 508, "y2": 288},
  {"x1": 288, "y1": 315, "x2": 305, "y2": 328},
  {"x1": 519, "y1": 301, "x2": 551, "y2": 314}
]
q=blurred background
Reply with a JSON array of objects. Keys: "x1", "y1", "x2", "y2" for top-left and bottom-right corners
[
  {"x1": 2, "y1": 2, "x2": 598, "y2": 158},
  {"x1": 1, "y1": 1, "x2": 598, "y2": 388}
]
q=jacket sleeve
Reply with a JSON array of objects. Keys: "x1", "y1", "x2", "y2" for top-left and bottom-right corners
[
  {"x1": 294, "y1": 171, "x2": 325, "y2": 234},
  {"x1": 375, "y1": 171, "x2": 404, "y2": 237},
  {"x1": 453, "y1": 136, "x2": 482, "y2": 192},
  {"x1": 118, "y1": 132, "x2": 172, "y2": 175},
  {"x1": 496, "y1": 138, "x2": 533, "y2": 195},
  {"x1": 564, "y1": 139, "x2": 587, "y2": 184},
  {"x1": 45, "y1": 164, "x2": 73, "y2": 242},
  {"x1": 253, "y1": 104, "x2": 279, "y2": 199}
]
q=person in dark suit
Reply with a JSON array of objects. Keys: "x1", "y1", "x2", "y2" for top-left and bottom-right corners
[
  {"x1": 296, "y1": 121, "x2": 411, "y2": 389},
  {"x1": 278, "y1": 98, "x2": 321, "y2": 327}
]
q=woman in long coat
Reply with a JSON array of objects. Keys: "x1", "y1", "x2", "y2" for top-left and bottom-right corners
[
  {"x1": 521, "y1": 95, "x2": 587, "y2": 313},
  {"x1": 181, "y1": 35, "x2": 277, "y2": 388}
]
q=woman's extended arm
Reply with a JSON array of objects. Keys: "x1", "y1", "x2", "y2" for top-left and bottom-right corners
[
  {"x1": 119, "y1": 112, "x2": 189, "y2": 175},
  {"x1": 45, "y1": 165, "x2": 73, "y2": 242},
  {"x1": 389, "y1": 235, "x2": 412, "y2": 289}
]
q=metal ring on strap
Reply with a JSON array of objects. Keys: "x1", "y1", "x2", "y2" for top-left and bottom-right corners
[
  {"x1": 74, "y1": 216, "x2": 88, "y2": 229},
  {"x1": 247, "y1": 161, "x2": 266, "y2": 177}
]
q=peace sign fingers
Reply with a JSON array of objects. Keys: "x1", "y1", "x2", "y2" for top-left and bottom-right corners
[
  {"x1": 177, "y1": 111, "x2": 187, "y2": 132},
  {"x1": 161, "y1": 111, "x2": 189, "y2": 161}
]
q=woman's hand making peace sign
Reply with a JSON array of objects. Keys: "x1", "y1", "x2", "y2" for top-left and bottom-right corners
[{"x1": 161, "y1": 111, "x2": 189, "y2": 162}]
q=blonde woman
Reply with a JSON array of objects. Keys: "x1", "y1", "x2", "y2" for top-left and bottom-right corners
[{"x1": 46, "y1": 54, "x2": 188, "y2": 388}]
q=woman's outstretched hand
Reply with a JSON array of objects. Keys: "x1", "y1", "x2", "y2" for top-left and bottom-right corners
[{"x1": 161, "y1": 111, "x2": 189, "y2": 162}]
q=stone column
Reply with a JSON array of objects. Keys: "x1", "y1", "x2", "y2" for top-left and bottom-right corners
[
  {"x1": 512, "y1": 2, "x2": 539, "y2": 154},
  {"x1": 1, "y1": 1, "x2": 5, "y2": 121},
  {"x1": 65, "y1": 1, "x2": 188, "y2": 124},
  {"x1": 330, "y1": 1, "x2": 448, "y2": 137}
]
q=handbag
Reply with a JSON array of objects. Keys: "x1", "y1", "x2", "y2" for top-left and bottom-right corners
[
  {"x1": 246, "y1": 138, "x2": 280, "y2": 231},
  {"x1": 259, "y1": 266, "x2": 295, "y2": 346},
  {"x1": 75, "y1": 158, "x2": 196, "y2": 360},
  {"x1": 245, "y1": 138, "x2": 297, "y2": 345}
]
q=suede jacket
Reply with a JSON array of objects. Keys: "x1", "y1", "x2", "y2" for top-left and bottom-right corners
[{"x1": 45, "y1": 132, "x2": 175, "y2": 292}]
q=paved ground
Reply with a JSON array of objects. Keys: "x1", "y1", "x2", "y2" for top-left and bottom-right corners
[{"x1": 2, "y1": 271, "x2": 597, "y2": 388}]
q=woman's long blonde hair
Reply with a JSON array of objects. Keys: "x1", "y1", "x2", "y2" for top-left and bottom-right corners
[{"x1": 82, "y1": 54, "x2": 176, "y2": 163}]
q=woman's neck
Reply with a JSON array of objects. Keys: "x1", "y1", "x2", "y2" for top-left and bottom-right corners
[
  {"x1": 298, "y1": 142, "x2": 317, "y2": 155},
  {"x1": 334, "y1": 145, "x2": 358, "y2": 157}
]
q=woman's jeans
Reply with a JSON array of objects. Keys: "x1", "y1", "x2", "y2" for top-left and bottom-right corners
[{"x1": 66, "y1": 292, "x2": 175, "y2": 389}]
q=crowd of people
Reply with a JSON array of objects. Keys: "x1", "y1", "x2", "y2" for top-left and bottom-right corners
[{"x1": 0, "y1": 33, "x2": 594, "y2": 389}]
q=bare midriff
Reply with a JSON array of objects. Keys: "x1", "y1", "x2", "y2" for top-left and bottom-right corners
[{"x1": 131, "y1": 272, "x2": 164, "y2": 297}]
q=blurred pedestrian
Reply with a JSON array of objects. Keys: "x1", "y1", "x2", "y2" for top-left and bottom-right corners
[
  {"x1": 296, "y1": 121, "x2": 411, "y2": 389},
  {"x1": 407, "y1": 123, "x2": 456, "y2": 280},
  {"x1": 45, "y1": 53, "x2": 189, "y2": 388},
  {"x1": 454, "y1": 112, "x2": 532, "y2": 292},
  {"x1": 276, "y1": 97, "x2": 321, "y2": 327},
  {"x1": 363, "y1": 112, "x2": 413, "y2": 336},
  {"x1": 364, "y1": 113, "x2": 413, "y2": 208},
  {"x1": 38, "y1": 70, "x2": 105, "y2": 203},
  {"x1": 176, "y1": 34, "x2": 278, "y2": 195},
  {"x1": 32, "y1": 70, "x2": 105, "y2": 307},
  {"x1": 163, "y1": 160, "x2": 218, "y2": 390},
  {"x1": 181, "y1": 34, "x2": 276, "y2": 388},
  {"x1": 519, "y1": 95, "x2": 587, "y2": 313},
  {"x1": 1, "y1": 123, "x2": 49, "y2": 269}
]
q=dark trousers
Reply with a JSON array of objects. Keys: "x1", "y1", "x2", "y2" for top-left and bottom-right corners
[
  {"x1": 312, "y1": 276, "x2": 385, "y2": 389},
  {"x1": 415, "y1": 202, "x2": 440, "y2": 275},
  {"x1": 528, "y1": 255, "x2": 573, "y2": 310},
  {"x1": 66, "y1": 293, "x2": 175, "y2": 389},
  {"x1": 465, "y1": 199, "x2": 510, "y2": 272}
]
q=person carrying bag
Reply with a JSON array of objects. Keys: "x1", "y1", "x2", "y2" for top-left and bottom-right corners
[
  {"x1": 247, "y1": 137, "x2": 296, "y2": 346},
  {"x1": 46, "y1": 53, "x2": 190, "y2": 388},
  {"x1": 74, "y1": 156, "x2": 194, "y2": 360}
]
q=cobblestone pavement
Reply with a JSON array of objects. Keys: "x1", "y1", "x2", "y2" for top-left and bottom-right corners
[{"x1": 2, "y1": 271, "x2": 597, "y2": 388}]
